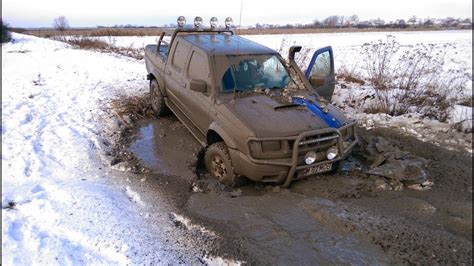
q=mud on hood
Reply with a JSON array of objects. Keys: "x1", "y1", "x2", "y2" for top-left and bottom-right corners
[{"x1": 220, "y1": 94, "x2": 350, "y2": 138}]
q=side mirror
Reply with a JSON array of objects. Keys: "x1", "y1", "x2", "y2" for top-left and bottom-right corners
[
  {"x1": 308, "y1": 75, "x2": 325, "y2": 87},
  {"x1": 190, "y1": 79, "x2": 207, "y2": 93},
  {"x1": 288, "y1": 45, "x2": 302, "y2": 61}
]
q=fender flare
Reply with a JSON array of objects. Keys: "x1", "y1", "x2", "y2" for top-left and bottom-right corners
[
  {"x1": 208, "y1": 122, "x2": 238, "y2": 149},
  {"x1": 148, "y1": 71, "x2": 167, "y2": 96}
]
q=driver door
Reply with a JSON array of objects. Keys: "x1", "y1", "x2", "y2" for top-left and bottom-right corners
[{"x1": 305, "y1": 46, "x2": 336, "y2": 101}]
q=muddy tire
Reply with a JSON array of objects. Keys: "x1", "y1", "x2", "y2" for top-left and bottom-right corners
[
  {"x1": 205, "y1": 142, "x2": 240, "y2": 186},
  {"x1": 150, "y1": 79, "x2": 170, "y2": 116}
]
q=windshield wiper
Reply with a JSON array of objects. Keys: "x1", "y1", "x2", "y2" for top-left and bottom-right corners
[{"x1": 274, "y1": 103, "x2": 304, "y2": 110}]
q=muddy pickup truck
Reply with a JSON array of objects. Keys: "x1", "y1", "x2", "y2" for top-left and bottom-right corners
[{"x1": 145, "y1": 19, "x2": 357, "y2": 187}]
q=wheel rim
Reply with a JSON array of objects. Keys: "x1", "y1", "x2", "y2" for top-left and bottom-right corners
[
  {"x1": 151, "y1": 82, "x2": 159, "y2": 109},
  {"x1": 211, "y1": 155, "x2": 227, "y2": 180}
]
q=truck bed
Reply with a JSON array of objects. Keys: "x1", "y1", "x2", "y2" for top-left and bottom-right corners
[{"x1": 145, "y1": 44, "x2": 169, "y2": 60}]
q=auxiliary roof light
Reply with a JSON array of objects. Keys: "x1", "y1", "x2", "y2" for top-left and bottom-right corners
[
  {"x1": 177, "y1": 16, "x2": 186, "y2": 28},
  {"x1": 225, "y1": 17, "x2": 233, "y2": 29},
  {"x1": 194, "y1": 16, "x2": 203, "y2": 29},
  {"x1": 210, "y1": 17, "x2": 218, "y2": 29}
]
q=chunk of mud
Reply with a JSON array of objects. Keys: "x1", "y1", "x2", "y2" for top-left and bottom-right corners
[
  {"x1": 230, "y1": 189, "x2": 242, "y2": 198},
  {"x1": 367, "y1": 159, "x2": 428, "y2": 185},
  {"x1": 110, "y1": 157, "x2": 123, "y2": 166},
  {"x1": 389, "y1": 196, "x2": 437, "y2": 217},
  {"x1": 373, "y1": 179, "x2": 390, "y2": 191},
  {"x1": 191, "y1": 179, "x2": 229, "y2": 194}
]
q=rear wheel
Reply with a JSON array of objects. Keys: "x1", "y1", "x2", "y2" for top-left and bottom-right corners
[
  {"x1": 204, "y1": 142, "x2": 240, "y2": 186},
  {"x1": 150, "y1": 79, "x2": 170, "y2": 116}
]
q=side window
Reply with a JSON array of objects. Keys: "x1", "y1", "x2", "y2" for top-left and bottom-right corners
[
  {"x1": 187, "y1": 51, "x2": 210, "y2": 82},
  {"x1": 310, "y1": 51, "x2": 331, "y2": 77},
  {"x1": 172, "y1": 41, "x2": 190, "y2": 71}
]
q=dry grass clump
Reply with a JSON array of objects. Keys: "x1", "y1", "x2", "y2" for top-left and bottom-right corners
[
  {"x1": 108, "y1": 93, "x2": 155, "y2": 120},
  {"x1": 53, "y1": 36, "x2": 144, "y2": 60},
  {"x1": 355, "y1": 35, "x2": 470, "y2": 121},
  {"x1": 16, "y1": 27, "x2": 163, "y2": 38},
  {"x1": 62, "y1": 36, "x2": 110, "y2": 49}
]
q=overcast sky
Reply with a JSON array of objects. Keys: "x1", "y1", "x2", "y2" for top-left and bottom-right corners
[{"x1": 2, "y1": 0, "x2": 472, "y2": 28}]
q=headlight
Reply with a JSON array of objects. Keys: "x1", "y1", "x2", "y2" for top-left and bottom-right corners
[
  {"x1": 194, "y1": 16, "x2": 203, "y2": 29},
  {"x1": 326, "y1": 146, "x2": 338, "y2": 160},
  {"x1": 177, "y1": 16, "x2": 186, "y2": 28},
  {"x1": 225, "y1": 17, "x2": 233, "y2": 29},
  {"x1": 304, "y1": 151, "x2": 317, "y2": 165},
  {"x1": 249, "y1": 140, "x2": 289, "y2": 159},
  {"x1": 210, "y1": 17, "x2": 218, "y2": 29}
]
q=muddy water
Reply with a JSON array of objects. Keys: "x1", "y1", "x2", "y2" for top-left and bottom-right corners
[
  {"x1": 127, "y1": 118, "x2": 472, "y2": 264},
  {"x1": 128, "y1": 118, "x2": 201, "y2": 179}
]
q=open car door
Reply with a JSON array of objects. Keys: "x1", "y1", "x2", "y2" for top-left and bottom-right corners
[{"x1": 305, "y1": 46, "x2": 336, "y2": 101}]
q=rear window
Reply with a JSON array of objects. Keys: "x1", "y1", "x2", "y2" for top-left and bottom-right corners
[
  {"x1": 172, "y1": 41, "x2": 190, "y2": 71},
  {"x1": 188, "y1": 51, "x2": 209, "y2": 81}
]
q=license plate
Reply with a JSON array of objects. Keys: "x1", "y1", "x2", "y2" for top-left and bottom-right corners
[{"x1": 299, "y1": 163, "x2": 332, "y2": 177}]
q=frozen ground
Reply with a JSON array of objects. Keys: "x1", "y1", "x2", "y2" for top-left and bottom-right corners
[{"x1": 1, "y1": 33, "x2": 219, "y2": 264}]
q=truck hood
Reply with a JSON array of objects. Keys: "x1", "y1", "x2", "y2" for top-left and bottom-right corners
[{"x1": 218, "y1": 93, "x2": 350, "y2": 138}]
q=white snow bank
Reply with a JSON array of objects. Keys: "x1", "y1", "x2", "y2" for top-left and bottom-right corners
[{"x1": 1, "y1": 33, "x2": 169, "y2": 264}]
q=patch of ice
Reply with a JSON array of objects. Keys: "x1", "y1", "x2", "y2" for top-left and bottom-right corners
[
  {"x1": 203, "y1": 256, "x2": 245, "y2": 266},
  {"x1": 170, "y1": 212, "x2": 216, "y2": 237},
  {"x1": 125, "y1": 186, "x2": 145, "y2": 206}
]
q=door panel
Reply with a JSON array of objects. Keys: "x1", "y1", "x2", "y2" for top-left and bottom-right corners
[
  {"x1": 164, "y1": 40, "x2": 191, "y2": 111},
  {"x1": 180, "y1": 50, "x2": 212, "y2": 134},
  {"x1": 305, "y1": 46, "x2": 336, "y2": 101}
]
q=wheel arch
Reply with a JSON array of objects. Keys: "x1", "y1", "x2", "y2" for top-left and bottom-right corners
[{"x1": 207, "y1": 123, "x2": 237, "y2": 149}]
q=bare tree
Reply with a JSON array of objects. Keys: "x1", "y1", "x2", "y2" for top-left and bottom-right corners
[
  {"x1": 322, "y1": 16, "x2": 340, "y2": 27},
  {"x1": 408, "y1": 16, "x2": 417, "y2": 26},
  {"x1": 53, "y1": 16, "x2": 70, "y2": 31}
]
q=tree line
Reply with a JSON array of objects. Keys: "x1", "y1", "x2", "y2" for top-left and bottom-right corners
[{"x1": 254, "y1": 15, "x2": 472, "y2": 29}]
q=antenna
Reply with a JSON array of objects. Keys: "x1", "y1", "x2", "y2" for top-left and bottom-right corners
[{"x1": 239, "y1": 0, "x2": 243, "y2": 29}]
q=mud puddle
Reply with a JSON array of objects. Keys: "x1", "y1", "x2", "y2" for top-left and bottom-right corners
[
  {"x1": 128, "y1": 118, "x2": 201, "y2": 179},
  {"x1": 124, "y1": 115, "x2": 471, "y2": 264}
]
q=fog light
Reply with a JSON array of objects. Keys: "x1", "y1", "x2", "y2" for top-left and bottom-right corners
[
  {"x1": 304, "y1": 151, "x2": 317, "y2": 165},
  {"x1": 326, "y1": 146, "x2": 338, "y2": 160},
  {"x1": 194, "y1": 16, "x2": 203, "y2": 29},
  {"x1": 177, "y1": 16, "x2": 186, "y2": 28},
  {"x1": 210, "y1": 17, "x2": 218, "y2": 29},
  {"x1": 225, "y1": 17, "x2": 233, "y2": 29}
]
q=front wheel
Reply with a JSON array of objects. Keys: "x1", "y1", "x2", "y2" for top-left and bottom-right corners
[
  {"x1": 150, "y1": 79, "x2": 170, "y2": 116},
  {"x1": 204, "y1": 142, "x2": 240, "y2": 186}
]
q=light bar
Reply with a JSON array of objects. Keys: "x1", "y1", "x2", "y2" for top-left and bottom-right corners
[
  {"x1": 194, "y1": 16, "x2": 203, "y2": 29},
  {"x1": 225, "y1": 17, "x2": 233, "y2": 29},
  {"x1": 177, "y1": 16, "x2": 186, "y2": 28},
  {"x1": 210, "y1": 17, "x2": 218, "y2": 29}
]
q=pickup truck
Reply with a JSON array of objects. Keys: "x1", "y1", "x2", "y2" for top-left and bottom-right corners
[{"x1": 145, "y1": 25, "x2": 357, "y2": 187}]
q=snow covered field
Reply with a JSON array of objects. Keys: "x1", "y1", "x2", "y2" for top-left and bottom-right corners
[
  {"x1": 1, "y1": 33, "x2": 209, "y2": 264},
  {"x1": 93, "y1": 30, "x2": 472, "y2": 76}
]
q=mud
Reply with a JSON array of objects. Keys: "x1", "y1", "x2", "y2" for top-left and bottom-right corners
[{"x1": 110, "y1": 113, "x2": 472, "y2": 264}]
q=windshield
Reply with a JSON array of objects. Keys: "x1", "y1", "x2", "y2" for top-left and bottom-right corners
[{"x1": 221, "y1": 55, "x2": 291, "y2": 92}]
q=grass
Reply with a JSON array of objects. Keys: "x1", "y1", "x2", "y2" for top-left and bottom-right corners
[
  {"x1": 11, "y1": 26, "x2": 453, "y2": 38},
  {"x1": 53, "y1": 36, "x2": 144, "y2": 60}
]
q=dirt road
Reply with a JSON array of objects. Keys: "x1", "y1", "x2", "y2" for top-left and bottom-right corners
[{"x1": 109, "y1": 115, "x2": 472, "y2": 264}]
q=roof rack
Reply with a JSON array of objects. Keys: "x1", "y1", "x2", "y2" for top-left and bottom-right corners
[{"x1": 157, "y1": 16, "x2": 235, "y2": 54}]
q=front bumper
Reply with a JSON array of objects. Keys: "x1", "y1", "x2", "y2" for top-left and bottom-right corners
[{"x1": 234, "y1": 121, "x2": 358, "y2": 187}]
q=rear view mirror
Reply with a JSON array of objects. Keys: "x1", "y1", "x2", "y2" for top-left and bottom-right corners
[
  {"x1": 308, "y1": 75, "x2": 325, "y2": 87},
  {"x1": 190, "y1": 79, "x2": 207, "y2": 93}
]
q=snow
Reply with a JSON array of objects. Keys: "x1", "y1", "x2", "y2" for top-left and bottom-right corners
[{"x1": 1, "y1": 33, "x2": 190, "y2": 264}]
